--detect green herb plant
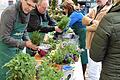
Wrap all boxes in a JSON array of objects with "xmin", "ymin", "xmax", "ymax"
[
  {"xmin": 51, "ymin": 0, "xmax": 57, "ymax": 10},
  {"xmin": 47, "ymin": 38, "xmax": 56, "ymax": 50},
  {"xmin": 3, "ymin": 52, "xmax": 36, "ymax": 80},
  {"xmin": 31, "ymin": 31, "xmax": 43, "ymax": 46},
  {"xmin": 57, "ymin": 16, "xmax": 69, "ymax": 30},
  {"xmin": 38, "ymin": 60, "xmax": 63, "ymax": 80},
  {"xmin": 50, "ymin": 48, "xmax": 65, "ymax": 64}
]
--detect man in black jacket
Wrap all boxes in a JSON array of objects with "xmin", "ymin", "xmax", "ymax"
[
  {"xmin": 27, "ymin": 0, "xmax": 62, "ymax": 33},
  {"xmin": 26, "ymin": 0, "xmax": 62, "ymax": 56}
]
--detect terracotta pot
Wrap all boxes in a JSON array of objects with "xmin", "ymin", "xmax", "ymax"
[
  {"xmin": 34, "ymin": 53, "xmax": 41, "ymax": 60},
  {"xmin": 34, "ymin": 54, "xmax": 42, "ymax": 65},
  {"xmin": 54, "ymin": 64, "xmax": 62, "ymax": 71}
]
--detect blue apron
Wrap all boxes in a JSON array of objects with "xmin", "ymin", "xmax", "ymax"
[{"xmin": 0, "ymin": 13, "xmax": 28, "ymax": 80}]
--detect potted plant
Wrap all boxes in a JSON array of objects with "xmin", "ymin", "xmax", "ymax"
[
  {"xmin": 38, "ymin": 60, "xmax": 64, "ymax": 80},
  {"xmin": 63, "ymin": 44, "xmax": 79, "ymax": 63},
  {"xmin": 3, "ymin": 52, "xmax": 36, "ymax": 80},
  {"xmin": 26, "ymin": 31, "xmax": 43, "ymax": 56},
  {"xmin": 30, "ymin": 31, "xmax": 43, "ymax": 46},
  {"xmin": 57, "ymin": 16, "xmax": 69, "ymax": 30},
  {"xmin": 51, "ymin": 0, "xmax": 57, "ymax": 10},
  {"xmin": 49, "ymin": 43, "xmax": 79, "ymax": 65},
  {"xmin": 49, "ymin": 47, "xmax": 65, "ymax": 65},
  {"xmin": 46, "ymin": 38, "xmax": 57, "ymax": 50}
]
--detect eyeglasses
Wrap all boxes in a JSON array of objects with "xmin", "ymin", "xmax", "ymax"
[{"xmin": 26, "ymin": 1, "xmax": 36, "ymax": 9}]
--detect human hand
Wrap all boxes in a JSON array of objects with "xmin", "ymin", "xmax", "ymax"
[
  {"xmin": 82, "ymin": 16, "xmax": 99, "ymax": 26},
  {"xmin": 25, "ymin": 40, "xmax": 38, "ymax": 50},
  {"xmin": 82, "ymin": 16, "xmax": 93, "ymax": 26},
  {"xmin": 92, "ymin": 20, "xmax": 99, "ymax": 25},
  {"xmin": 55, "ymin": 26, "xmax": 62, "ymax": 33}
]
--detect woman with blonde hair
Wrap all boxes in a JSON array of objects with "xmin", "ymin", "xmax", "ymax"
[{"xmin": 90, "ymin": 0, "xmax": 120, "ymax": 79}]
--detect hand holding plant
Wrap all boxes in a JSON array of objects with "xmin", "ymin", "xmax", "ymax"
[
  {"xmin": 55, "ymin": 26, "xmax": 62, "ymax": 33},
  {"xmin": 25, "ymin": 40, "xmax": 38, "ymax": 50},
  {"xmin": 57, "ymin": 16, "xmax": 69, "ymax": 30}
]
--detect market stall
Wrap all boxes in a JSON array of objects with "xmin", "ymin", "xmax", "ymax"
[{"xmin": 4, "ymin": 29, "xmax": 84, "ymax": 80}]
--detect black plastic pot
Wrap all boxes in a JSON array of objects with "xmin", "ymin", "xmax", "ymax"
[{"xmin": 26, "ymin": 48, "xmax": 37, "ymax": 56}]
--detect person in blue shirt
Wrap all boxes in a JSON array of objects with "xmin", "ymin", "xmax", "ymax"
[{"xmin": 62, "ymin": 1, "xmax": 88, "ymax": 78}]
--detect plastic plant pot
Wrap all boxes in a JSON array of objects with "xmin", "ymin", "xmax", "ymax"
[{"xmin": 38, "ymin": 49, "xmax": 47, "ymax": 57}]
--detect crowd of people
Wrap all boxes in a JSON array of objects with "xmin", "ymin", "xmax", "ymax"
[{"xmin": 0, "ymin": 0, "xmax": 120, "ymax": 80}]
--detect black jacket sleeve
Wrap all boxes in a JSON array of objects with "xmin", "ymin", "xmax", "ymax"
[
  {"xmin": 27, "ymin": 10, "xmax": 55, "ymax": 33},
  {"xmin": 38, "ymin": 26, "xmax": 55, "ymax": 33},
  {"xmin": 46, "ymin": 12, "xmax": 57, "ymax": 26}
]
